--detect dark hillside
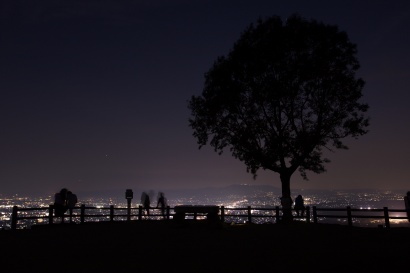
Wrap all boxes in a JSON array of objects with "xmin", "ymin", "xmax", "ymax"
[{"xmin": 1, "ymin": 221, "xmax": 408, "ymax": 273}]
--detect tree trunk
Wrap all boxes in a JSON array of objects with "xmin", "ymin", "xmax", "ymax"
[{"xmin": 280, "ymin": 171, "xmax": 293, "ymax": 222}]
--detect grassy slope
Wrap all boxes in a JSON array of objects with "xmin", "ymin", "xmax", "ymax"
[{"xmin": 1, "ymin": 221, "xmax": 409, "ymax": 273}]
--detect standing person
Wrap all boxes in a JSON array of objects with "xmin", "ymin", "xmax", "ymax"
[
  {"xmin": 294, "ymin": 194, "xmax": 305, "ymax": 217},
  {"xmin": 141, "ymin": 192, "xmax": 150, "ymax": 216},
  {"xmin": 156, "ymin": 192, "xmax": 167, "ymax": 218},
  {"xmin": 66, "ymin": 191, "xmax": 78, "ymax": 223},
  {"xmin": 54, "ymin": 188, "xmax": 68, "ymax": 223}
]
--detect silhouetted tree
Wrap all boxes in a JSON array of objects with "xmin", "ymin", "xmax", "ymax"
[{"xmin": 188, "ymin": 15, "xmax": 369, "ymax": 221}]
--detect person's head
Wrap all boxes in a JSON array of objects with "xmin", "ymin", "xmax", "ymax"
[
  {"xmin": 298, "ymin": 195, "xmax": 302, "ymax": 198},
  {"xmin": 60, "ymin": 188, "xmax": 68, "ymax": 196}
]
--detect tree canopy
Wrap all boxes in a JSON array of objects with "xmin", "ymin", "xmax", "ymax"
[{"xmin": 188, "ymin": 14, "xmax": 369, "ymax": 204}]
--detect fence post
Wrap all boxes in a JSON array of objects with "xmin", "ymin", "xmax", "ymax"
[
  {"xmin": 306, "ymin": 206, "xmax": 310, "ymax": 224},
  {"xmin": 49, "ymin": 205, "xmax": 54, "ymax": 225},
  {"xmin": 221, "ymin": 206, "xmax": 225, "ymax": 223},
  {"xmin": 313, "ymin": 206, "xmax": 317, "ymax": 224},
  {"xmin": 383, "ymin": 207, "xmax": 390, "ymax": 229},
  {"xmin": 11, "ymin": 206, "xmax": 18, "ymax": 230},
  {"xmin": 110, "ymin": 205, "xmax": 114, "ymax": 222},
  {"xmin": 247, "ymin": 206, "xmax": 252, "ymax": 224},
  {"xmin": 275, "ymin": 206, "xmax": 280, "ymax": 223},
  {"xmin": 80, "ymin": 204, "xmax": 85, "ymax": 224},
  {"xmin": 127, "ymin": 200, "xmax": 131, "ymax": 222},
  {"xmin": 69, "ymin": 207, "xmax": 73, "ymax": 223},
  {"xmin": 347, "ymin": 206, "xmax": 353, "ymax": 227},
  {"xmin": 166, "ymin": 206, "xmax": 170, "ymax": 220},
  {"xmin": 138, "ymin": 205, "xmax": 142, "ymax": 221}
]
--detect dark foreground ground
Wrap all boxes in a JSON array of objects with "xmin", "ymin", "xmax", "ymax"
[{"xmin": 1, "ymin": 220, "xmax": 409, "ymax": 273}]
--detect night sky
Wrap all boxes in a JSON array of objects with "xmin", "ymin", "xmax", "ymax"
[{"xmin": 1, "ymin": 0, "xmax": 409, "ymax": 196}]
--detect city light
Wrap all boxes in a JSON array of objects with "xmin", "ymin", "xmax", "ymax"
[{"xmin": 1, "ymin": 189, "xmax": 409, "ymax": 229}]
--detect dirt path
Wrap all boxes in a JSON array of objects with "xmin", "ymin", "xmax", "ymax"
[{"xmin": 1, "ymin": 221, "xmax": 409, "ymax": 272}]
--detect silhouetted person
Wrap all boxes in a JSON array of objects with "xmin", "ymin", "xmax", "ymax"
[
  {"xmin": 156, "ymin": 192, "xmax": 167, "ymax": 218},
  {"xmin": 405, "ymin": 191, "xmax": 410, "ymax": 222},
  {"xmin": 294, "ymin": 194, "xmax": 305, "ymax": 217},
  {"xmin": 141, "ymin": 192, "xmax": 150, "ymax": 216},
  {"xmin": 66, "ymin": 191, "xmax": 78, "ymax": 223},
  {"xmin": 54, "ymin": 188, "xmax": 68, "ymax": 223}
]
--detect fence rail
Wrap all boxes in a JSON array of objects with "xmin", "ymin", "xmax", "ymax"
[{"xmin": 10, "ymin": 205, "xmax": 410, "ymax": 230}]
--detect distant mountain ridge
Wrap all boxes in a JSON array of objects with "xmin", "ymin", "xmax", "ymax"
[
  {"xmin": 171, "ymin": 184, "xmax": 282, "ymax": 198},
  {"xmin": 75, "ymin": 184, "xmax": 282, "ymax": 199},
  {"xmin": 65, "ymin": 185, "xmax": 407, "ymax": 200}
]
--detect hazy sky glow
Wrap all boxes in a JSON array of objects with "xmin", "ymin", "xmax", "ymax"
[{"xmin": 1, "ymin": 0, "xmax": 410, "ymax": 196}]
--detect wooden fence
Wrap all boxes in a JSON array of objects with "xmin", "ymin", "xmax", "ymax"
[
  {"xmin": 10, "ymin": 205, "xmax": 410, "ymax": 230},
  {"xmin": 312, "ymin": 206, "xmax": 410, "ymax": 228}
]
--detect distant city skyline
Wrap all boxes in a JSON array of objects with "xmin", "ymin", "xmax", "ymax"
[{"xmin": 1, "ymin": 0, "xmax": 410, "ymax": 195}]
